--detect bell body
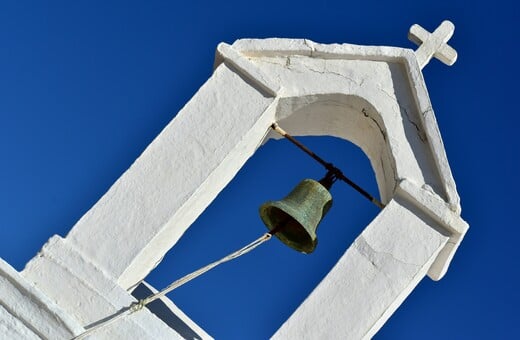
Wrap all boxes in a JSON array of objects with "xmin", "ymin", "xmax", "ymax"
[{"xmin": 259, "ymin": 179, "xmax": 332, "ymax": 253}]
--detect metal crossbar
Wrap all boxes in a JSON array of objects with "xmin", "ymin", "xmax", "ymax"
[{"xmin": 271, "ymin": 123, "xmax": 384, "ymax": 209}]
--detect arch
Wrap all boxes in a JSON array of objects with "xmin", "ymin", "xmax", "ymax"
[
  {"xmin": 48, "ymin": 39, "xmax": 463, "ymax": 291},
  {"xmin": 273, "ymin": 94, "xmax": 394, "ymax": 204},
  {"xmin": 144, "ymin": 133, "xmax": 380, "ymax": 339},
  {"xmin": 20, "ymin": 38, "xmax": 468, "ymax": 339}
]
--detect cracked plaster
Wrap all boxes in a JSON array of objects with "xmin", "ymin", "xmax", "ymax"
[{"xmin": 1, "ymin": 34, "xmax": 468, "ymax": 339}]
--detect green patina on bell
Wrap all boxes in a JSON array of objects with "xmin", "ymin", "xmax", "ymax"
[{"xmin": 259, "ymin": 178, "xmax": 333, "ymax": 254}]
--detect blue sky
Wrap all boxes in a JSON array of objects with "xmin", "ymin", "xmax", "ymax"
[{"xmin": 0, "ymin": 1, "xmax": 518, "ymax": 339}]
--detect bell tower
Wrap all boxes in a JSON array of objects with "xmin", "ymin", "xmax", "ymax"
[{"xmin": 0, "ymin": 21, "xmax": 468, "ymax": 339}]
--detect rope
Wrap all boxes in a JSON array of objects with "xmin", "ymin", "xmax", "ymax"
[{"xmin": 73, "ymin": 232, "xmax": 272, "ymax": 339}]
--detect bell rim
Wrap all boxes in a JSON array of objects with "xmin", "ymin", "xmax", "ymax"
[
  {"xmin": 259, "ymin": 202, "xmax": 318, "ymax": 253},
  {"xmin": 258, "ymin": 178, "xmax": 332, "ymax": 254}
]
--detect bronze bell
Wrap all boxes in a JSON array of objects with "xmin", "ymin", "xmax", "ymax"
[{"xmin": 259, "ymin": 177, "xmax": 333, "ymax": 254}]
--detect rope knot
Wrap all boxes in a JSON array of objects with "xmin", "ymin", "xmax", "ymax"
[{"xmin": 130, "ymin": 299, "xmax": 146, "ymax": 312}]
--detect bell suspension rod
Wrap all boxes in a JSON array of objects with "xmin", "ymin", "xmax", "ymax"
[{"xmin": 271, "ymin": 123, "xmax": 385, "ymax": 209}]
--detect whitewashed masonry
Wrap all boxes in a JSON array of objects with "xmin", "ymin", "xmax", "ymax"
[{"xmin": 0, "ymin": 21, "xmax": 468, "ymax": 339}]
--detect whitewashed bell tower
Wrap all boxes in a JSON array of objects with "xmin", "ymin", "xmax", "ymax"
[{"xmin": 0, "ymin": 21, "xmax": 468, "ymax": 339}]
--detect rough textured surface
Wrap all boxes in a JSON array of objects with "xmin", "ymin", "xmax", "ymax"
[
  {"xmin": 67, "ymin": 64, "xmax": 275, "ymax": 289},
  {"xmin": 21, "ymin": 237, "xmax": 187, "ymax": 339},
  {"xmin": 2, "ymin": 29, "xmax": 467, "ymax": 339},
  {"xmin": 0, "ymin": 305, "xmax": 40, "ymax": 340},
  {"xmin": 0, "ymin": 258, "xmax": 83, "ymax": 339},
  {"xmin": 225, "ymin": 37, "xmax": 461, "ymax": 213},
  {"xmin": 272, "ymin": 198, "xmax": 448, "ymax": 339}
]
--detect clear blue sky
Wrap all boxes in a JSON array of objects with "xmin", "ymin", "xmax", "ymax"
[{"xmin": 0, "ymin": 1, "xmax": 518, "ymax": 339}]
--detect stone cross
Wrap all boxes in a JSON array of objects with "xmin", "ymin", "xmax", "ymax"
[{"xmin": 408, "ymin": 20, "xmax": 458, "ymax": 69}]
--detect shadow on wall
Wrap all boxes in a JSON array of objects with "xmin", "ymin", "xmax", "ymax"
[{"xmin": 132, "ymin": 283, "xmax": 202, "ymax": 339}]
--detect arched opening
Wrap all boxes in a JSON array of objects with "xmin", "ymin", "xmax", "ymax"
[
  {"xmin": 275, "ymin": 93, "xmax": 395, "ymax": 204},
  {"xmin": 143, "ymin": 133, "xmax": 381, "ymax": 339}
]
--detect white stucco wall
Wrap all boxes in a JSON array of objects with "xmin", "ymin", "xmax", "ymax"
[{"xmin": 1, "ymin": 35, "xmax": 468, "ymax": 339}]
